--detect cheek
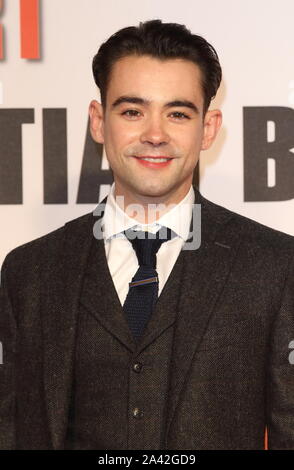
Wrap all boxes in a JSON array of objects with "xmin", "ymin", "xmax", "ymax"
[
  {"xmin": 175, "ymin": 127, "xmax": 203, "ymax": 155},
  {"xmin": 104, "ymin": 124, "xmax": 122, "ymax": 154},
  {"xmin": 105, "ymin": 120, "xmax": 139, "ymax": 150},
  {"xmin": 190, "ymin": 127, "xmax": 204, "ymax": 151},
  {"xmin": 175, "ymin": 120, "xmax": 202, "ymax": 138}
]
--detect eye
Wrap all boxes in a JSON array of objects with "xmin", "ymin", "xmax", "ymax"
[
  {"xmin": 169, "ymin": 111, "xmax": 190, "ymax": 120},
  {"xmin": 121, "ymin": 109, "xmax": 141, "ymax": 118}
]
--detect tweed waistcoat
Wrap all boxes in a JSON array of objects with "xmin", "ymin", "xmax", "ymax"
[{"xmin": 64, "ymin": 235, "xmax": 185, "ymax": 450}]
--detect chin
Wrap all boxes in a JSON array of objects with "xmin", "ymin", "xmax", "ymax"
[{"xmin": 135, "ymin": 183, "xmax": 169, "ymax": 196}]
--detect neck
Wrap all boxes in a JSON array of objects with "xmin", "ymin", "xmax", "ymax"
[{"xmin": 113, "ymin": 182, "xmax": 192, "ymax": 224}]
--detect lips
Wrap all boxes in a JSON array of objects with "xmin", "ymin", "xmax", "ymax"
[
  {"xmin": 133, "ymin": 156, "xmax": 173, "ymax": 160},
  {"xmin": 131, "ymin": 155, "xmax": 174, "ymax": 168}
]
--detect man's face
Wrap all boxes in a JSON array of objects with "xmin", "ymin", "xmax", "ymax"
[{"xmin": 90, "ymin": 55, "xmax": 221, "ymax": 205}]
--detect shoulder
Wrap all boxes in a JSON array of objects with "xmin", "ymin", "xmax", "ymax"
[
  {"xmin": 1, "ymin": 210, "xmax": 94, "ymax": 276},
  {"xmin": 198, "ymin": 193, "xmax": 294, "ymax": 291},
  {"xmin": 199, "ymin": 192, "xmax": 294, "ymax": 255}
]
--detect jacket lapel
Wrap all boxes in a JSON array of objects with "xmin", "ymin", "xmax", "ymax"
[
  {"xmin": 80, "ymin": 226, "xmax": 187, "ymax": 354},
  {"xmin": 164, "ymin": 192, "xmax": 245, "ymax": 443},
  {"xmin": 80, "ymin": 236, "xmax": 137, "ymax": 351}
]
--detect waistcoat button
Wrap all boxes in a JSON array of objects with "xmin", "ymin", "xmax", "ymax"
[
  {"xmin": 133, "ymin": 362, "xmax": 142, "ymax": 373},
  {"xmin": 133, "ymin": 407, "xmax": 144, "ymax": 419}
]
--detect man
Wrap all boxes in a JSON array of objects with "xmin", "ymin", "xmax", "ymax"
[{"xmin": 0, "ymin": 19, "xmax": 293, "ymax": 450}]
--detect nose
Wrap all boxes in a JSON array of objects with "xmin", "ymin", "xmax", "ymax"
[{"xmin": 140, "ymin": 115, "xmax": 170, "ymax": 146}]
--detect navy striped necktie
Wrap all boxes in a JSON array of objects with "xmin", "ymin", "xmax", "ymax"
[{"xmin": 123, "ymin": 226, "xmax": 173, "ymax": 341}]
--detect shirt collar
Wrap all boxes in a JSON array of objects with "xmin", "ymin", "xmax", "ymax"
[{"xmin": 101, "ymin": 182, "xmax": 195, "ymax": 242}]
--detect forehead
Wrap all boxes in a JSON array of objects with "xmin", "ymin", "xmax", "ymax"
[{"xmin": 106, "ymin": 55, "xmax": 204, "ymax": 105}]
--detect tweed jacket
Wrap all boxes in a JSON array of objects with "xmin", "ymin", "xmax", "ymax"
[{"xmin": 0, "ymin": 188, "xmax": 294, "ymax": 449}]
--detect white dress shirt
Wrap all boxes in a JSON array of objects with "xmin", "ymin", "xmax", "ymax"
[{"xmin": 101, "ymin": 183, "xmax": 195, "ymax": 306}]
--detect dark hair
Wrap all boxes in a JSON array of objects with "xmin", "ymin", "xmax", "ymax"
[{"xmin": 92, "ymin": 19, "xmax": 222, "ymax": 115}]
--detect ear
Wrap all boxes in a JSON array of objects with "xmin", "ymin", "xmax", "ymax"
[
  {"xmin": 201, "ymin": 109, "xmax": 222, "ymax": 150},
  {"xmin": 89, "ymin": 99, "xmax": 105, "ymax": 144}
]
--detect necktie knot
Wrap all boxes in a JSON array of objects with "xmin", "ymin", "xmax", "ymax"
[{"xmin": 124, "ymin": 226, "xmax": 173, "ymax": 268}]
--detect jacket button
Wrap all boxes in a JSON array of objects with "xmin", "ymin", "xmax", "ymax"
[
  {"xmin": 132, "ymin": 362, "xmax": 142, "ymax": 373},
  {"xmin": 133, "ymin": 407, "xmax": 144, "ymax": 419}
]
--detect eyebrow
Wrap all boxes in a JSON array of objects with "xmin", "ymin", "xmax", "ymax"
[{"xmin": 111, "ymin": 96, "xmax": 199, "ymax": 114}]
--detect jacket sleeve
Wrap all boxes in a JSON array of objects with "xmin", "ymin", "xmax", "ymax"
[
  {"xmin": 0, "ymin": 256, "xmax": 16, "ymax": 449},
  {"xmin": 267, "ymin": 252, "xmax": 294, "ymax": 449}
]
